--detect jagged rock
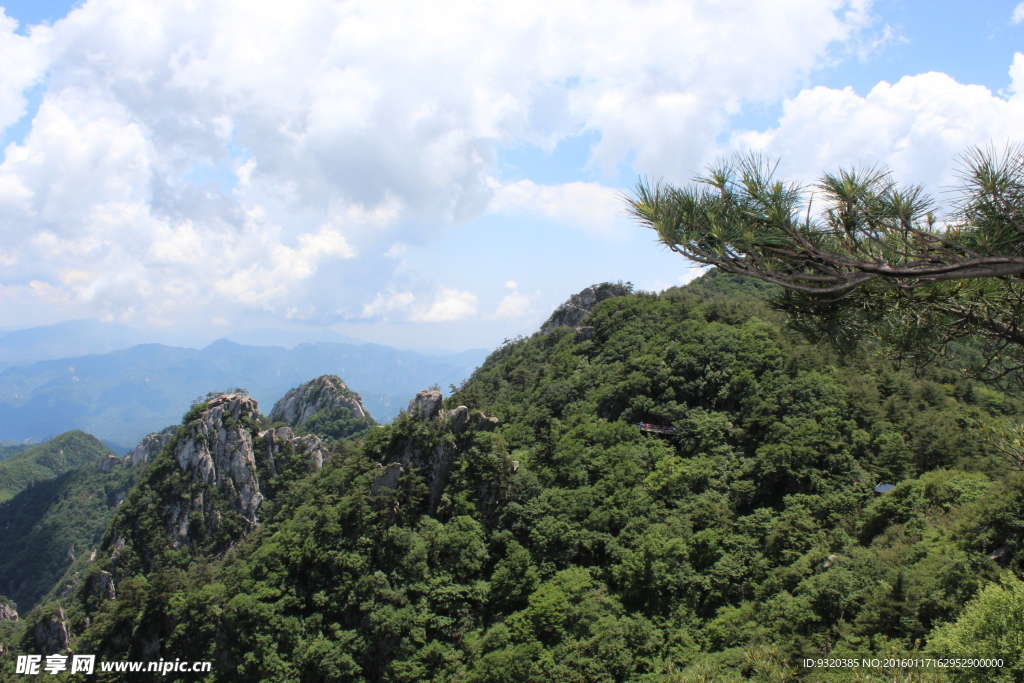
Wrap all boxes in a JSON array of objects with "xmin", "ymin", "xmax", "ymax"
[
  {"xmin": 34, "ymin": 606, "xmax": 71, "ymax": 654},
  {"xmin": 109, "ymin": 536, "xmax": 125, "ymax": 561},
  {"xmin": 174, "ymin": 394, "xmax": 263, "ymax": 527},
  {"xmin": 124, "ymin": 426, "xmax": 176, "ymax": 468},
  {"xmin": 66, "ymin": 546, "xmax": 75, "ymax": 562},
  {"xmin": 294, "ymin": 435, "xmax": 329, "ymax": 469},
  {"xmin": 270, "ymin": 375, "xmax": 369, "ymax": 426},
  {"xmin": 371, "ymin": 462, "xmax": 404, "ymax": 494},
  {"xmin": 95, "ymin": 570, "xmax": 116, "ymax": 600},
  {"xmin": 471, "ymin": 413, "xmax": 500, "ymax": 432},
  {"xmin": 258, "ymin": 428, "xmax": 329, "ymax": 473},
  {"xmin": 98, "ymin": 454, "xmax": 120, "ymax": 473},
  {"xmin": 376, "ymin": 396, "xmax": 502, "ymax": 513},
  {"xmin": 446, "ymin": 406, "xmax": 470, "ymax": 434},
  {"xmin": 541, "ymin": 282, "xmax": 632, "ymax": 333},
  {"xmin": 408, "ymin": 390, "xmax": 443, "ymax": 420},
  {"xmin": 0, "ymin": 598, "xmax": 17, "ymax": 621},
  {"xmin": 57, "ymin": 574, "xmax": 79, "ymax": 598},
  {"xmin": 576, "ymin": 326, "xmax": 595, "ymax": 341}
]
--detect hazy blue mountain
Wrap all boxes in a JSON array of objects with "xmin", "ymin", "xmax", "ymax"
[
  {"xmin": 0, "ymin": 339, "xmax": 487, "ymax": 446},
  {"xmin": 0, "ymin": 319, "xmax": 150, "ymax": 370},
  {"xmin": 221, "ymin": 327, "xmax": 366, "ymax": 348}
]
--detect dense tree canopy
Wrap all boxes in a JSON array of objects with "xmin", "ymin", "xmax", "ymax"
[
  {"xmin": 626, "ymin": 146, "xmax": 1024, "ymax": 390},
  {"xmin": 3, "ymin": 275, "xmax": 1024, "ymax": 681}
]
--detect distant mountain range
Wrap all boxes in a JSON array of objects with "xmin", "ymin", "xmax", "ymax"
[{"xmin": 0, "ymin": 338, "xmax": 488, "ymax": 449}]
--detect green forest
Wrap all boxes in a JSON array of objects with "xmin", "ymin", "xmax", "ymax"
[{"xmin": 3, "ymin": 270, "xmax": 1023, "ymax": 682}]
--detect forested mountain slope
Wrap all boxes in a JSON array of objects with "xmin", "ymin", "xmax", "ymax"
[
  {"xmin": 0, "ymin": 453, "xmax": 138, "ymax": 614},
  {"xmin": 3, "ymin": 272, "xmax": 1022, "ymax": 682},
  {"xmin": 0, "ymin": 431, "xmax": 112, "ymax": 503}
]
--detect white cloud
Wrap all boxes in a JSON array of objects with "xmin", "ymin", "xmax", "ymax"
[
  {"xmin": 410, "ymin": 287, "xmax": 478, "ymax": 322},
  {"xmin": 730, "ymin": 56, "xmax": 1024, "ymax": 194},
  {"xmin": 0, "ymin": 11, "xmax": 49, "ymax": 134},
  {"xmin": 489, "ymin": 179, "xmax": 630, "ymax": 238},
  {"xmin": 493, "ymin": 290, "xmax": 532, "ymax": 319},
  {"xmin": 361, "ymin": 291, "xmax": 415, "ymax": 318},
  {"xmin": 361, "ymin": 286, "xmax": 477, "ymax": 322},
  {"xmin": 1013, "ymin": 3, "xmax": 1024, "ymax": 24},
  {"xmin": 504, "ymin": 280, "xmax": 517, "ymax": 289},
  {"xmin": 0, "ymin": 0, "xmax": 877, "ymax": 330}
]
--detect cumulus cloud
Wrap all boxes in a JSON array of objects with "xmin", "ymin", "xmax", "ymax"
[
  {"xmin": 361, "ymin": 286, "xmax": 477, "ymax": 322},
  {"xmin": 493, "ymin": 290, "xmax": 533, "ymax": 319},
  {"xmin": 411, "ymin": 287, "xmax": 478, "ymax": 322},
  {"xmin": 0, "ymin": 0, "xmax": 878, "ymax": 330},
  {"xmin": 730, "ymin": 54, "xmax": 1024, "ymax": 195},
  {"xmin": 489, "ymin": 179, "xmax": 630, "ymax": 238},
  {"xmin": 1014, "ymin": 3, "xmax": 1024, "ymax": 24}
]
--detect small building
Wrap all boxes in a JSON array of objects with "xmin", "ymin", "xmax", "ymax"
[{"xmin": 873, "ymin": 483, "xmax": 895, "ymax": 494}]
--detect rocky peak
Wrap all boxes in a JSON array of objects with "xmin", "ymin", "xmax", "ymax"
[
  {"xmin": 373, "ymin": 392, "xmax": 501, "ymax": 514},
  {"xmin": 124, "ymin": 426, "xmax": 176, "ymax": 468},
  {"xmin": 270, "ymin": 375, "xmax": 368, "ymax": 426},
  {"xmin": 408, "ymin": 390, "xmax": 443, "ymax": 420},
  {"xmin": 540, "ymin": 281, "xmax": 633, "ymax": 333},
  {"xmin": 0, "ymin": 597, "xmax": 17, "ymax": 621},
  {"xmin": 174, "ymin": 393, "xmax": 263, "ymax": 527}
]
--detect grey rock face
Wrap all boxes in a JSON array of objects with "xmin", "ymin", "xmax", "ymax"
[
  {"xmin": 472, "ymin": 412, "xmax": 500, "ymax": 432},
  {"xmin": 174, "ymin": 394, "xmax": 263, "ymax": 527},
  {"xmin": 98, "ymin": 454, "xmax": 120, "ymax": 473},
  {"xmin": 408, "ymin": 390, "xmax": 443, "ymax": 420},
  {"xmin": 125, "ymin": 426, "xmax": 176, "ymax": 468},
  {"xmin": 378, "ymin": 397, "xmax": 501, "ymax": 513},
  {"xmin": 258, "ymin": 428, "xmax": 330, "ymax": 473},
  {"xmin": 293, "ymin": 435, "xmax": 329, "ymax": 469},
  {"xmin": 576, "ymin": 326, "xmax": 595, "ymax": 341},
  {"xmin": 371, "ymin": 462, "xmax": 404, "ymax": 494},
  {"xmin": 270, "ymin": 375, "xmax": 368, "ymax": 426},
  {"xmin": 33, "ymin": 606, "xmax": 71, "ymax": 654},
  {"xmin": 95, "ymin": 570, "xmax": 116, "ymax": 600},
  {"xmin": 0, "ymin": 599, "xmax": 17, "ymax": 621},
  {"xmin": 541, "ymin": 282, "xmax": 631, "ymax": 333},
  {"xmin": 445, "ymin": 406, "xmax": 470, "ymax": 434}
]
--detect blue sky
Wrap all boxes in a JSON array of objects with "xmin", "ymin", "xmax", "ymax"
[{"xmin": 1, "ymin": 0, "xmax": 1023, "ymax": 352}]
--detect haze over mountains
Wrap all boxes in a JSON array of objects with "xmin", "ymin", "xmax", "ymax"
[{"xmin": 0, "ymin": 320, "xmax": 486, "ymax": 449}]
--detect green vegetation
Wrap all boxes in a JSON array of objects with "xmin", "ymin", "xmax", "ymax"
[
  {"xmin": 627, "ymin": 146, "xmax": 1024, "ymax": 392},
  {"xmin": 4, "ymin": 273, "xmax": 1024, "ymax": 681},
  {"xmin": 0, "ymin": 431, "xmax": 112, "ymax": 503},
  {"xmin": 0, "ymin": 459, "xmax": 136, "ymax": 613},
  {"xmin": 285, "ymin": 376, "xmax": 378, "ymax": 442},
  {"xmin": 0, "ymin": 444, "xmax": 29, "ymax": 464}
]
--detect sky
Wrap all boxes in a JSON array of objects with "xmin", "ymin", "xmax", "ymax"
[{"xmin": 0, "ymin": 0, "xmax": 1023, "ymax": 352}]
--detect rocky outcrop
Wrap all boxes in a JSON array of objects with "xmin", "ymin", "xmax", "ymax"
[
  {"xmin": 0, "ymin": 597, "xmax": 17, "ymax": 621},
  {"xmin": 372, "ymin": 394, "xmax": 501, "ymax": 513},
  {"xmin": 174, "ymin": 394, "xmax": 263, "ymax": 527},
  {"xmin": 124, "ymin": 426, "xmax": 177, "ymax": 468},
  {"xmin": 259, "ymin": 427, "xmax": 330, "ymax": 471},
  {"xmin": 98, "ymin": 454, "xmax": 120, "ymax": 473},
  {"xmin": 270, "ymin": 375, "xmax": 370, "ymax": 427},
  {"xmin": 95, "ymin": 570, "xmax": 116, "ymax": 600},
  {"xmin": 34, "ymin": 606, "xmax": 71, "ymax": 654},
  {"xmin": 445, "ymin": 405, "xmax": 470, "ymax": 434},
  {"xmin": 371, "ymin": 462, "xmax": 404, "ymax": 495},
  {"xmin": 540, "ymin": 282, "xmax": 632, "ymax": 334},
  {"xmin": 407, "ymin": 390, "xmax": 443, "ymax": 420}
]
